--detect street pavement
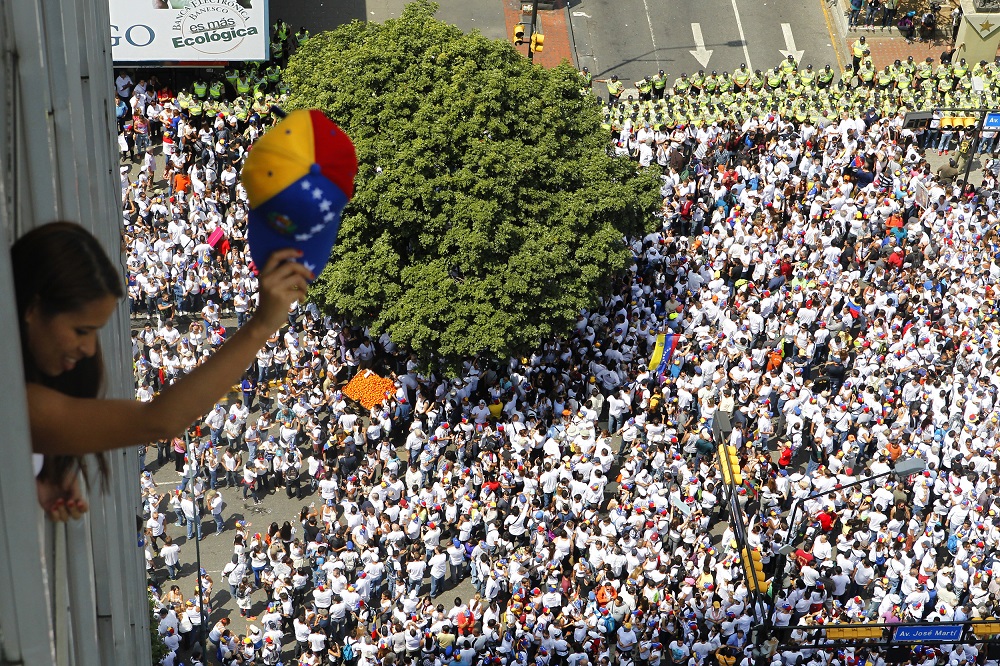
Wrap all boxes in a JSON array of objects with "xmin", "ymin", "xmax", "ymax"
[
  {"xmin": 270, "ymin": 0, "xmax": 508, "ymax": 40},
  {"xmin": 269, "ymin": 0, "xmax": 842, "ymax": 99},
  {"xmin": 366, "ymin": 0, "xmax": 508, "ymax": 39},
  {"xmin": 569, "ymin": 0, "xmax": 841, "ymax": 93},
  {"xmin": 827, "ymin": 0, "xmax": 978, "ymax": 70},
  {"xmin": 269, "ymin": 0, "xmax": 367, "ymax": 33}
]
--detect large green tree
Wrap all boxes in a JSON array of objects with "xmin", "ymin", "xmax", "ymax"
[{"xmin": 284, "ymin": 0, "xmax": 661, "ymax": 370}]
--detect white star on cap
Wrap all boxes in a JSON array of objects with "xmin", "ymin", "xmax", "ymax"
[
  {"xmin": 303, "ymin": 261, "xmax": 316, "ymax": 273},
  {"xmin": 301, "ymin": 181, "xmax": 311, "ymax": 190},
  {"xmin": 323, "ymin": 212, "xmax": 336, "ymax": 223},
  {"xmin": 319, "ymin": 199, "xmax": 332, "ymax": 213},
  {"xmin": 311, "ymin": 188, "xmax": 323, "ymax": 200},
  {"xmin": 294, "ymin": 223, "xmax": 326, "ymax": 242}
]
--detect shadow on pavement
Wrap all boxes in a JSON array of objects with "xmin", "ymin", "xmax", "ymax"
[{"xmin": 272, "ymin": 0, "xmax": 367, "ymax": 33}]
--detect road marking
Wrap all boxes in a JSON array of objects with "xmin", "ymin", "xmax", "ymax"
[
  {"xmin": 571, "ymin": 11, "xmax": 591, "ymax": 17},
  {"xmin": 778, "ymin": 23, "xmax": 804, "ymax": 62},
  {"xmin": 689, "ymin": 23, "xmax": 713, "ymax": 67},
  {"xmin": 820, "ymin": 0, "xmax": 846, "ymax": 72},
  {"xmin": 640, "ymin": 0, "xmax": 660, "ymax": 69},
  {"xmin": 730, "ymin": 0, "xmax": 752, "ymax": 72}
]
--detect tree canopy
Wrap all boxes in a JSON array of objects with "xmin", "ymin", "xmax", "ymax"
[{"xmin": 284, "ymin": 0, "xmax": 661, "ymax": 370}]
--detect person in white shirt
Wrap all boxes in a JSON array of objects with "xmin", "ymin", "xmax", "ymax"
[
  {"xmin": 406, "ymin": 558, "xmax": 427, "ymax": 595},
  {"xmin": 446, "ymin": 538, "xmax": 467, "ymax": 587},
  {"xmin": 160, "ymin": 535, "xmax": 180, "ymax": 580},
  {"xmin": 115, "ymin": 72, "xmax": 134, "ymax": 99},
  {"xmin": 209, "ymin": 490, "xmax": 225, "ymax": 534},
  {"xmin": 144, "ymin": 507, "xmax": 166, "ymax": 548}
]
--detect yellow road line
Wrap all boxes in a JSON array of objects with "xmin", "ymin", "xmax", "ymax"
[{"xmin": 821, "ymin": 0, "xmax": 846, "ymax": 73}]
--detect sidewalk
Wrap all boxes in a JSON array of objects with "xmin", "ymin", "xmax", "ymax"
[
  {"xmin": 826, "ymin": 0, "xmax": 990, "ymax": 69},
  {"xmin": 501, "ymin": 0, "xmax": 576, "ymax": 68}
]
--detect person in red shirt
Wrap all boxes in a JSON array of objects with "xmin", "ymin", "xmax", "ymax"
[
  {"xmin": 886, "ymin": 246, "xmax": 904, "ymax": 270},
  {"xmin": 816, "ymin": 508, "xmax": 837, "ymax": 532},
  {"xmin": 455, "ymin": 608, "xmax": 475, "ymax": 636},
  {"xmin": 779, "ymin": 258, "xmax": 793, "ymax": 281},
  {"xmin": 777, "ymin": 441, "xmax": 793, "ymax": 468}
]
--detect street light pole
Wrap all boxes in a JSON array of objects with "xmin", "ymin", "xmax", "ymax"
[
  {"xmin": 186, "ymin": 432, "xmax": 208, "ymax": 663},
  {"xmin": 961, "ymin": 110, "xmax": 987, "ymax": 194},
  {"xmin": 717, "ymin": 443, "xmax": 765, "ymax": 625},
  {"xmin": 527, "ymin": 0, "xmax": 539, "ymax": 63}
]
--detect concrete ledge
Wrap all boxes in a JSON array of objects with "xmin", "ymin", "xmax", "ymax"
[{"xmin": 831, "ymin": 0, "xmax": 910, "ymax": 40}]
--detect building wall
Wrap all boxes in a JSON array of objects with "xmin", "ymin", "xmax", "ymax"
[{"xmin": 0, "ymin": 1, "xmax": 150, "ymax": 665}]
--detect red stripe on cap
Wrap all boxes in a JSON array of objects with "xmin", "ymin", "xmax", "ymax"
[{"xmin": 309, "ymin": 109, "xmax": 358, "ymax": 199}]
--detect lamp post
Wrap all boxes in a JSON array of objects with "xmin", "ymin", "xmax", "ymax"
[
  {"xmin": 757, "ymin": 457, "xmax": 927, "ymax": 649},
  {"xmin": 186, "ymin": 432, "xmax": 208, "ymax": 663},
  {"xmin": 527, "ymin": 0, "xmax": 539, "ymax": 63}
]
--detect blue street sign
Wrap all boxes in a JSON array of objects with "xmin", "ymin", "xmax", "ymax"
[
  {"xmin": 893, "ymin": 624, "xmax": 963, "ymax": 642},
  {"xmin": 984, "ymin": 112, "xmax": 1000, "ymax": 130}
]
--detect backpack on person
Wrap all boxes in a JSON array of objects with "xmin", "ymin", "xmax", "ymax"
[
  {"xmin": 680, "ymin": 199, "xmax": 694, "ymax": 220},
  {"xmin": 342, "ymin": 639, "xmax": 356, "ymax": 661}
]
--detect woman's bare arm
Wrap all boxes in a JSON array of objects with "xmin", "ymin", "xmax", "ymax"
[{"xmin": 28, "ymin": 249, "xmax": 312, "ymax": 456}]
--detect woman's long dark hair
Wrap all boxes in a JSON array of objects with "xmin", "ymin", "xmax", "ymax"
[{"xmin": 11, "ymin": 221, "xmax": 124, "ymax": 486}]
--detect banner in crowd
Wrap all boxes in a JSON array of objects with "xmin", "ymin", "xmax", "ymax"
[
  {"xmin": 110, "ymin": 0, "xmax": 268, "ymax": 62},
  {"xmin": 912, "ymin": 179, "xmax": 930, "ymax": 209}
]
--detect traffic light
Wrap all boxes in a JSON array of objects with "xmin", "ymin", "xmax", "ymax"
[
  {"xmin": 940, "ymin": 115, "xmax": 976, "ymax": 128},
  {"xmin": 741, "ymin": 547, "xmax": 767, "ymax": 593},
  {"xmin": 530, "ymin": 32, "xmax": 544, "ymax": 53},
  {"xmin": 513, "ymin": 24, "xmax": 525, "ymax": 44},
  {"xmin": 719, "ymin": 445, "xmax": 742, "ymax": 486},
  {"xmin": 974, "ymin": 618, "xmax": 1000, "ymax": 638},
  {"xmin": 825, "ymin": 625, "xmax": 883, "ymax": 640}
]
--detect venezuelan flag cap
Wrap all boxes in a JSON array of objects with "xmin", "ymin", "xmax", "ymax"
[{"xmin": 241, "ymin": 109, "xmax": 357, "ymax": 279}]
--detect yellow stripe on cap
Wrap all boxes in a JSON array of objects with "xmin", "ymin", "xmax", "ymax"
[{"xmin": 241, "ymin": 109, "xmax": 318, "ymax": 209}]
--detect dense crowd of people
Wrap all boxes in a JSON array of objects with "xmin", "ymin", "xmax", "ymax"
[{"xmin": 126, "ymin": 47, "xmax": 1000, "ymax": 666}]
